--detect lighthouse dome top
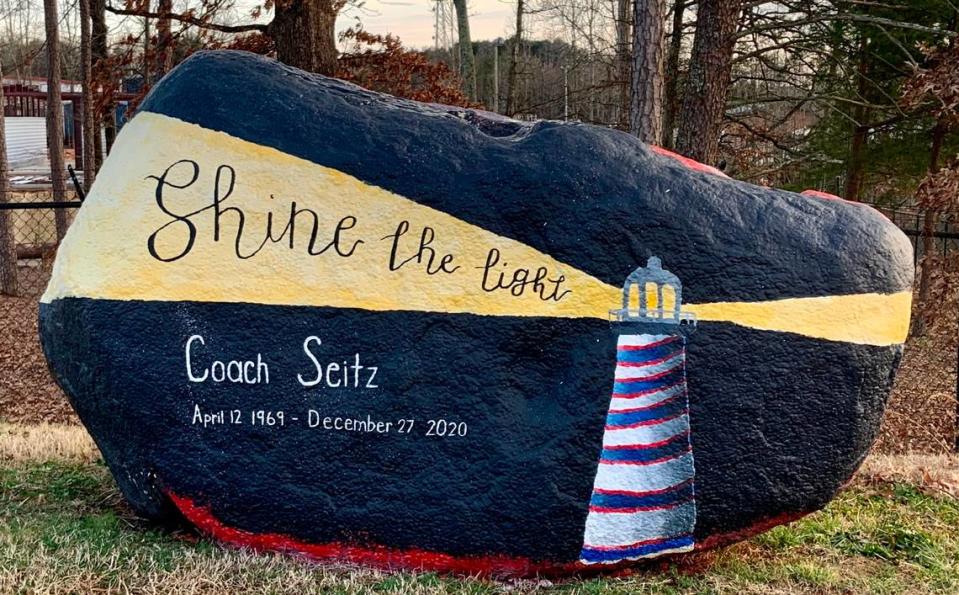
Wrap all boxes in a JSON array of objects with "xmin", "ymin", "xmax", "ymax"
[
  {"xmin": 612, "ymin": 256, "xmax": 696, "ymax": 326},
  {"xmin": 626, "ymin": 256, "xmax": 680, "ymax": 289}
]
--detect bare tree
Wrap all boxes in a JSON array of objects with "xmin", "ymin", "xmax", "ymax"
[
  {"xmin": 142, "ymin": 2, "xmax": 151, "ymax": 85},
  {"xmin": 900, "ymin": 11, "xmax": 959, "ymax": 334},
  {"xmin": 157, "ymin": 0, "xmax": 174, "ymax": 75},
  {"xmin": 91, "ymin": 0, "xmax": 111, "ymax": 168},
  {"xmin": 506, "ymin": 0, "xmax": 525, "ymax": 115},
  {"xmin": 630, "ymin": 0, "xmax": 666, "ymax": 143},
  {"xmin": 44, "ymin": 0, "xmax": 69, "ymax": 239},
  {"xmin": 661, "ymin": 0, "xmax": 685, "ymax": 148},
  {"xmin": 0, "ymin": 0, "xmax": 35, "ymax": 82},
  {"xmin": 614, "ymin": 0, "xmax": 631, "ymax": 127},
  {"xmin": 913, "ymin": 119, "xmax": 948, "ymax": 334},
  {"xmin": 0, "ymin": 61, "xmax": 18, "ymax": 297},
  {"xmin": 675, "ymin": 0, "xmax": 742, "ymax": 163},
  {"xmin": 843, "ymin": 35, "xmax": 870, "ymax": 201},
  {"xmin": 452, "ymin": 0, "xmax": 477, "ymax": 99},
  {"xmin": 79, "ymin": 0, "xmax": 97, "ymax": 190},
  {"xmin": 109, "ymin": 0, "xmax": 344, "ymax": 76}
]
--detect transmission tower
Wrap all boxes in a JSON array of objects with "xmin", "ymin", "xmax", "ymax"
[{"xmin": 432, "ymin": 0, "xmax": 456, "ymax": 52}]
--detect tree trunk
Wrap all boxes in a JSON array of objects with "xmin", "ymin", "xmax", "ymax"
[
  {"xmin": 630, "ymin": 0, "xmax": 667, "ymax": 144},
  {"xmin": 157, "ymin": 0, "xmax": 174, "ymax": 76},
  {"xmin": 269, "ymin": 0, "xmax": 338, "ymax": 76},
  {"xmin": 844, "ymin": 38, "xmax": 871, "ymax": 201},
  {"xmin": 844, "ymin": 121, "xmax": 869, "ymax": 201},
  {"xmin": 674, "ymin": 0, "xmax": 742, "ymax": 164},
  {"xmin": 91, "ymin": 0, "xmax": 111, "ymax": 169},
  {"xmin": 0, "ymin": 62, "xmax": 18, "ymax": 297},
  {"xmin": 505, "ymin": 0, "xmax": 524, "ymax": 116},
  {"xmin": 662, "ymin": 0, "xmax": 685, "ymax": 148},
  {"xmin": 452, "ymin": 0, "xmax": 476, "ymax": 100},
  {"xmin": 80, "ymin": 0, "xmax": 96, "ymax": 191},
  {"xmin": 143, "ymin": 8, "xmax": 151, "ymax": 86},
  {"xmin": 913, "ymin": 121, "xmax": 947, "ymax": 336},
  {"xmin": 44, "ymin": 0, "xmax": 69, "ymax": 240},
  {"xmin": 615, "ymin": 0, "xmax": 631, "ymax": 129}
]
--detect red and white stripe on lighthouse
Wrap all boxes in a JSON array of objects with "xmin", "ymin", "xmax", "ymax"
[{"xmin": 581, "ymin": 257, "xmax": 697, "ymax": 565}]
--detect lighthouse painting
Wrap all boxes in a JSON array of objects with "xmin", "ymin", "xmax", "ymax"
[{"xmin": 580, "ymin": 256, "xmax": 698, "ymax": 565}]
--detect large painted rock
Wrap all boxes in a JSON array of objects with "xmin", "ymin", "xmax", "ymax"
[{"xmin": 40, "ymin": 51, "xmax": 913, "ymax": 575}]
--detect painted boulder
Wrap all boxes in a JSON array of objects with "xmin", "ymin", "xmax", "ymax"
[{"xmin": 40, "ymin": 50, "xmax": 913, "ymax": 575}]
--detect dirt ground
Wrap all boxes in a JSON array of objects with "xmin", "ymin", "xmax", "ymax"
[
  {"xmin": 0, "ymin": 297, "xmax": 76, "ymax": 424},
  {"xmin": 1, "ymin": 294, "xmax": 957, "ymax": 453}
]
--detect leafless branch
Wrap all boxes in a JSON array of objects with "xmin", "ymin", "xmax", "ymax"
[{"xmin": 104, "ymin": 4, "xmax": 268, "ymax": 33}]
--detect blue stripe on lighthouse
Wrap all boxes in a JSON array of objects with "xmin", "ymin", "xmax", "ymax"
[
  {"xmin": 590, "ymin": 481, "xmax": 695, "ymax": 510},
  {"xmin": 612, "ymin": 368, "xmax": 686, "ymax": 395},
  {"xmin": 580, "ymin": 534, "xmax": 695, "ymax": 563},
  {"xmin": 605, "ymin": 397, "xmax": 687, "ymax": 428},
  {"xmin": 616, "ymin": 344, "xmax": 683, "ymax": 364},
  {"xmin": 599, "ymin": 436, "xmax": 692, "ymax": 464}
]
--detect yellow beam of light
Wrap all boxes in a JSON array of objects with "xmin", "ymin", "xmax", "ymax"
[
  {"xmin": 42, "ymin": 112, "xmax": 911, "ymax": 347},
  {"xmin": 685, "ymin": 292, "xmax": 911, "ymax": 346}
]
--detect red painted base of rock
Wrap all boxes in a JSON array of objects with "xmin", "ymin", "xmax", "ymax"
[{"xmin": 169, "ymin": 492, "xmax": 811, "ymax": 577}]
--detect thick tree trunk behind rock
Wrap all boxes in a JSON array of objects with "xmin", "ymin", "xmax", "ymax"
[
  {"xmin": 0, "ymin": 62, "xmax": 17, "ymax": 297},
  {"xmin": 452, "ymin": 0, "xmax": 476, "ymax": 100},
  {"xmin": 269, "ymin": 0, "xmax": 338, "ymax": 76},
  {"xmin": 674, "ymin": 0, "xmax": 742, "ymax": 164},
  {"xmin": 630, "ymin": 0, "xmax": 667, "ymax": 144},
  {"xmin": 44, "ymin": 0, "xmax": 69, "ymax": 240}
]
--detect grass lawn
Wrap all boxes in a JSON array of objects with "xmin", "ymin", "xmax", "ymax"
[{"xmin": 1, "ymin": 428, "xmax": 958, "ymax": 593}]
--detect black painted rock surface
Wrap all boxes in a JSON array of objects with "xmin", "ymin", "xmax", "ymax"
[{"xmin": 40, "ymin": 50, "xmax": 913, "ymax": 575}]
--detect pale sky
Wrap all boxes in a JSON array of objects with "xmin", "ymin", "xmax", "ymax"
[
  {"xmin": 6, "ymin": 0, "xmax": 524, "ymax": 55},
  {"xmin": 337, "ymin": 0, "xmax": 517, "ymax": 49},
  {"xmin": 7, "ymin": 0, "xmax": 522, "ymax": 57}
]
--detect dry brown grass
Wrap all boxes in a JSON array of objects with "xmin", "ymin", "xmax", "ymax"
[
  {"xmin": 856, "ymin": 453, "xmax": 959, "ymax": 497},
  {"xmin": 0, "ymin": 423, "xmax": 98, "ymax": 463},
  {"xmin": 0, "ymin": 547, "xmax": 474, "ymax": 595},
  {"xmin": 3, "ymin": 422, "xmax": 958, "ymax": 494}
]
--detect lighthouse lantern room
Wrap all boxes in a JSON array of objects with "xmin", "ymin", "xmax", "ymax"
[{"xmin": 611, "ymin": 256, "xmax": 696, "ymax": 326}]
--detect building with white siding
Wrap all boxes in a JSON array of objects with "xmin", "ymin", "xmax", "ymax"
[
  {"xmin": 2, "ymin": 77, "xmax": 79, "ymax": 170},
  {"xmin": 4, "ymin": 116, "xmax": 47, "ymax": 168}
]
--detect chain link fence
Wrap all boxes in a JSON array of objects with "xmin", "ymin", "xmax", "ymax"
[
  {"xmin": 866, "ymin": 202, "xmax": 959, "ymax": 264},
  {"xmin": 0, "ymin": 190, "xmax": 79, "ymax": 424},
  {"xmin": 867, "ymin": 204, "xmax": 959, "ymax": 454},
  {"xmin": 875, "ymin": 282, "xmax": 958, "ymax": 454},
  {"xmin": 0, "ymin": 193, "xmax": 957, "ymax": 454}
]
